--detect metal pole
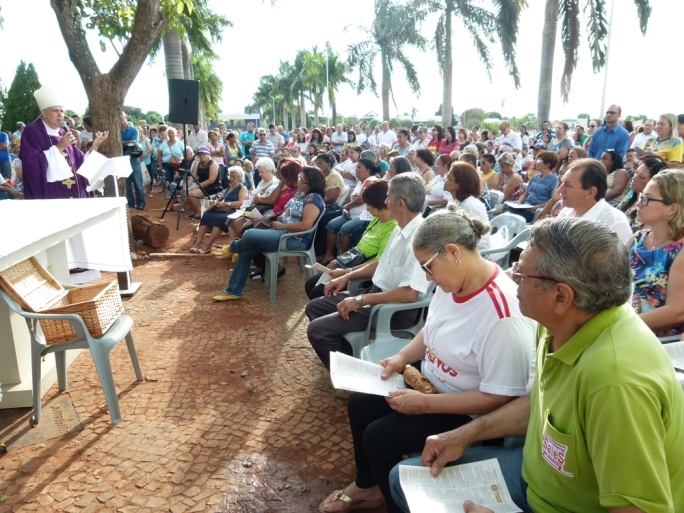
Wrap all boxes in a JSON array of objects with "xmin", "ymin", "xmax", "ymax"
[
  {"xmin": 326, "ymin": 41, "xmax": 330, "ymax": 125},
  {"xmin": 599, "ymin": 0, "xmax": 616, "ymax": 118}
]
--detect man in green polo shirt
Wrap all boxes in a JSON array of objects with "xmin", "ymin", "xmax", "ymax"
[{"xmin": 389, "ymin": 217, "xmax": 684, "ymax": 513}]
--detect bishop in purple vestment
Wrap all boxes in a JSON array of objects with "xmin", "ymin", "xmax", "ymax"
[
  {"xmin": 20, "ymin": 85, "xmax": 108, "ymax": 200},
  {"xmin": 21, "ymin": 120, "xmax": 90, "ymax": 200}
]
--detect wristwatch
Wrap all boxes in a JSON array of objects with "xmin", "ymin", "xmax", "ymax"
[{"xmin": 355, "ymin": 294, "xmax": 363, "ymax": 306}]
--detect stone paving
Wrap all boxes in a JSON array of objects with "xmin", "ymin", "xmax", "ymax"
[{"xmin": 0, "ymin": 200, "xmax": 386, "ymax": 513}]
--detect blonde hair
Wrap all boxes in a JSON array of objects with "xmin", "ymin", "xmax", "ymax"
[
  {"xmin": 651, "ymin": 170, "xmax": 684, "ymax": 241},
  {"xmin": 659, "ymin": 114, "xmax": 678, "ymax": 141},
  {"xmin": 243, "ymin": 160, "xmax": 254, "ymax": 172}
]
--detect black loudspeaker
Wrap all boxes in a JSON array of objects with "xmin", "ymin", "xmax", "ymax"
[{"xmin": 168, "ymin": 79, "xmax": 200, "ymax": 125}]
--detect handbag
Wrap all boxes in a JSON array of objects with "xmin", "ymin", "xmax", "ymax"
[
  {"xmin": 335, "ymin": 247, "xmax": 365, "ymax": 269},
  {"xmin": 169, "ymin": 155, "xmax": 181, "ymax": 170}
]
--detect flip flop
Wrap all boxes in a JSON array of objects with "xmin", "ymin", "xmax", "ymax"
[{"xmin": 318, "ymin": 487, "xmax": 384, "ymax": 513}]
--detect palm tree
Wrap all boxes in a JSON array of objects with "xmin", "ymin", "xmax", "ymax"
[
  {"xmin": 291, "ymin": 51, "xmax": 310, "ymax": 128},
  {"xmin": 303, "ymin": 47, "xmax": 327, "ymax": 126},
  {"xmin": 325, "ymin": 48, "xmax": 353, "ymax": 126},
  {"xmin": 348, "ymin": 0, "xmax": 428, "ymax": 122},
  {"xmin": 536, "ymin": 0, "xmax": 651, "ymax": 129},
  {"xmin": 427, "ymin": 0, "xmax": 524, "ymax": 128},
  {"xmin": 160, "ymin": 1, "xmax": 231, "ymax": 125},
  {"xmin": 276, "ymin": 61, "xmax": 298, "ymax": 130},
  {"xmin": 250, "ymin": 75, "xmax": 279, "ymax": 125}
]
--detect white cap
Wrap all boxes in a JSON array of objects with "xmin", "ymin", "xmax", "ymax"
[{"xmin": 34, "ymin": 84, "xmax": 63, "ymax": 111}]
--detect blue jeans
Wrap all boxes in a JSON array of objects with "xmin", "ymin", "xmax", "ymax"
[
  {"xmin": 162, "ymin": 162, "xmax": 176, "ymax": 186},
  {"xmin": 225, "ymin": 229, "xmax": 307, "ymax": 297},
  {"xmin": 389, "ymin": 446, "xmax": 530, "ymax": 513},
  {"xmin": 125, "ymin": 157, "xmax": 145, "ymax": 209}
]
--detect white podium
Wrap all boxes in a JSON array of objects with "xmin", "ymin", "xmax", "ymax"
[{"xmin": 0, "ymin": 197, "xmax": 132, "ymax": 408}]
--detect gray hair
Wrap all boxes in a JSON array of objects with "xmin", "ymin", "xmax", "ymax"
[
  {"xmin": 462, "ymin": 145, "xmax": 478, "ymax": 156},
  {"xmin": 227, "ymin": 165, "xmax": 245, "ymax": 182},
  {"xmin": 413, "ymin": 204, "xmax": 490, "ymax": 253},
  {"xmin": 529, "ymin": 217, "xmax": 632, "ymax": 313},
  {"xmin": 360, "ymin": 150, "xmax": 377, "ymax": 162},
  {"xmin": 255, "ymin": 157, "xmax": 275, "ymax": 173},
  {"xmin": 389, "ymin": 173, "xmax": 426, "ymax": 213}
]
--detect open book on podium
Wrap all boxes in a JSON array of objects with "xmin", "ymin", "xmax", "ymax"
[{"xmin": 77, "ymin": 151, "xmax": 133, "ymax": 192}]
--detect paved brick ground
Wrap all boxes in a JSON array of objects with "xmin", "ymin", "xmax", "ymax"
[{"xmin": 0, "ymin": 197, "xmax": 386, "ymax": 513}]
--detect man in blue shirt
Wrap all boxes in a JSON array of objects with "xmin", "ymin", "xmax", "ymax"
[
  {"xmin": 0, "ymin": 122, "xmax": 11, "ymax": 179},
  {"xmin": 587, "ymin": 105, "xmax": 630, "ymax": 159},
  {"xmin": 121, "ymin": 113, "xmax": 145, "ymax": 210}
]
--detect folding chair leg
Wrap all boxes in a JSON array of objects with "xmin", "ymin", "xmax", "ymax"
[
  {"xmin": 31, "ymin": 348, "xmax": 43, "ymax": 425},
  {"xmin": 125, "ymin": 333, "xmax": 144, "ymax": 381},
  {"xmin": 89, "ymin": 346, "xmax": 122, "ymax": 424},
  {"xmin": 55, "ymin": 351, "xmax": 67, "ymax": 391}
]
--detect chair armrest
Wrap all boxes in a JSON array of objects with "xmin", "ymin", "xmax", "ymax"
[
  {"xmin": 374, "ymin": 294, "xmax": 433, "ymax": 339},
  {"xmin": 23, "ymin": 311, "xmax": 90, "ymax": 342},
  {"xmin": 659, "ymin": 335, "xmax": 681, "ymax": 344}
]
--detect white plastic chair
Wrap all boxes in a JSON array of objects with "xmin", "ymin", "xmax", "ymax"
[
  {"xmin": 490, "ymin": 212, "xmax": 527, "ymax": 239},
  {"xmin": 480, "ymin": 227, "xmax": 531, "ymax": 269},
  {"xmin": 263, "ymin": 209, "xmax": 325, "ymax": 303},
  {"xmin": 360, "ymin": 337, "xmax": 414, "ymax": 363},
  {"xmin": 343, "ymin": 284, "xmax": 435, "ymax": 357},
  {"xmin": 0, "ymin": 289, "xmax": 143, "ymax": 425},
  {"xmin": 487, "ymin": 190, "xmax": 503, "ymax": 219}
]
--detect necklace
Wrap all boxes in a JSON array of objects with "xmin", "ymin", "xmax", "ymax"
[{"xmin": 649, "ymin": 232, "xmax": 671, "ymax": 249}]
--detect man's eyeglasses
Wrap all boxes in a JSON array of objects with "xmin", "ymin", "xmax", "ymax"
[
  {"xmin": 420, "ymin": 251, "xmax": 441, "ymax": 275},
  {"xmin": 510, "ymin": 272, "xmax": 558, "ymax": 286},
  {"xmin": 638, "ymin": 194, "xmax": 670, "ymax": 207},
  {"xmin": 606, "ymin": 110, "xmax": 617, "ymax": 115}
]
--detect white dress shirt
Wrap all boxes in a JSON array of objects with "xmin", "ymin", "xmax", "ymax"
[
  {"xmin": 557, "ymin": 198, "xmax": 632, "ymax": 244},
  {"xmin": 372, "ymin": 214, "xmax": 430, "ymax": 295}
]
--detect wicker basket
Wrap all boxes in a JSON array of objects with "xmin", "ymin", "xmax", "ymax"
[{"xmin": 0, "ymin": 258, "xmax": 123, "ymax": 345}]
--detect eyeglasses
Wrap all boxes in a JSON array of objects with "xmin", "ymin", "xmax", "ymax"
[
  {"xmin": 420, "ymin": 251, "xmax": 441, "ymax": 275},
  {"xmin": 510, "ymin": 272, "xmax": 558, "ymax": 285},
  {"xmin": 638, "ymin": 194, "xmax": 670, "ymax": 207},
  {"xmin": 605, "ymin": 110, "xmax": 618, "ymax": 115}
]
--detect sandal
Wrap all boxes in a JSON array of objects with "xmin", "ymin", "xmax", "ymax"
[
  {"xmin": 318, "ymin": 487, "xmax": 384, "ymax": 513},
  {"xmin": 198, "ymin": 247, "xmax": 212, "ymax": 254},
  {"xmin": 189, "ymin": 247, "xmax": 199, "ymax": 253}
]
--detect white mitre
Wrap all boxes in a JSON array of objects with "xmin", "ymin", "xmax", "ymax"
[{"xmin": 34, "ymin": 84, "xmax": 63, "ymax": 111}]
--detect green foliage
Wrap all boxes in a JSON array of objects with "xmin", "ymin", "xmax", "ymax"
[
  {"xmin": 0, "ymin": 80, "xmax": 7, "ymax": 123},
  {"xmin": 460, "ymin": 108, "xmax": 486, "ymax": 129},
  {"xmin": 192, "ymin": 53, "xmax": 223, "ymax": 121},
  {"xmin": 481, "ymin": 121, "xmax": 500, "ymax": 136},
  {"xmin": 485, "ymin": 111, "xmax": 502, "ymax": 119},
  {"xmin": 145, "ymin": 111, "xmax": 162, "ymax": 124},
  {"xmin": 390, "ymin": 118, "xmax": 403, "ymax": 128},
  {"xmin": 65, "ymin": 109, "xmax": 78, "ymax": 119},
  {"xmin": 347, "ymin": 0, "xmax": 427, "ymax": 116},
  {"xmin": 368, "ymin": 119, "xmax": 381, "ymax": 128},
  {"xmin": 3, "ymin": 61, "xmax": 41, "ymax": 130},
  {"xmin": 577, "ymin": 112, "xmax": 590, "ymax": 119},
  {"xmin": 509, "ymin": 113, "xmax": 538, "ymax": 129}
]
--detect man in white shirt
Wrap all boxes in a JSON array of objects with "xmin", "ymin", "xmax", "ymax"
[
  {"xmin": 290, "ymin": 144, "xmax": 308, "ymax": 167},
  {"xmin": 376, "ymin": 120, "xmax": 397, "ymax": 148},
  {"xmin": 556, "ymin": 158, "xmax": 632, "ymax": 243},
  {"xmin": 411, "ymin": 127, "xmax": 429, "ymax": 149},
  {"xmin": 336, "ymin": 145, "xmax": 361, "ymax": 188},
  {"xmin": 354, "ymin": 123, "xmax": 366, "ymax": 144},
  {"xmin": 11, "ymin": 122, "xmax": 24, "ymax": 143},
  {"xmin": 306, "ymin": 173, "xmax": 430, "ymax": 370},
  {"xmin": 266, "ymin": 123, "xmax": 285, "ymax": 155},
  {"xmin": 498, "ymin": 120, "xmax": 523, "ymax": 171},
  {"xmin": 187, "ymin": 123, "xmax": 208, "ymax": 152},
  {"xmin": 331, "ymin": 123, "xmax": 348, "ymax": 152},
  {"xmin": 631, "ymin": 119, "xmax": 657, "ymax": 150}
]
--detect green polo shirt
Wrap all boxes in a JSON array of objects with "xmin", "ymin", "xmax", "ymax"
[{"xmin": 523, "ymin": 304, "xmax": 684, "ymax": 512}]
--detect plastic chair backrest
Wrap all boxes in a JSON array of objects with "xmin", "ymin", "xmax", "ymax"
[
  {"xmin": 488, "ymin": 190, "xmax": 503, "ymax": 210},
  {"xmin": 490, "ymin": 212, "xmax": 526, "ymax": 239}
]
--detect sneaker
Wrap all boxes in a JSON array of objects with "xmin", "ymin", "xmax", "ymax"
[
  {"xmin": 221, "ymin": 245, "xmax": 235, "ymax": 257},
  {"xmin": 212, "ymin": 294, "xmax": 241, "ymax": 301}
]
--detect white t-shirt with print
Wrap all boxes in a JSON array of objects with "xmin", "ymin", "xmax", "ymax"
[{"xmin": 422, "ymin": 267, "xmax": 536, "ymax": 397}]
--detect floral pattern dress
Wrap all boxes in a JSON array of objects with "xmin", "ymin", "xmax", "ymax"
[{"xmin": 630, "ymin": 230, "xmax": 684, "ymax": 337}]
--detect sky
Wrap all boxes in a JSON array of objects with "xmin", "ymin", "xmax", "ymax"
[{"xmin": 1, "ymin": 0, "xmax": 680, "ymax": 124}]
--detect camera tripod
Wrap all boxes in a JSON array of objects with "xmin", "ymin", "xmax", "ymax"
[{"xmin": 161, "ymin": 166, "xmax": 211, "ymax": 230}]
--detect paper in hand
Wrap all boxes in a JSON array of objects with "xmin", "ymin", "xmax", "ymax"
[
  {"xmin": 663, "ymin": 341, "xmax": 684, "ymax": 372},
  {"xmin": 329, "ymin": 352, "xmax": 406, "ymax": 397}
]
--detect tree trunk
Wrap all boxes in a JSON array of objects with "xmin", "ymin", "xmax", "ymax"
[
  {"xmin": 537, "ymin": 0, "xmax": 559, "ymax": 130},
  {"xmin": 313, "ymin": 98, "xmax": 320, "ymax": 127},
  {"xmin": 381, "ymin": 51, "xmax": 391, "ymax": 122},
  {"xmin": 442, "ymin": 7, "xmax": 454, "ymax": 128},
  {"xmin": 164, "ymin": 28, "xmax": 184, "ymax": 131},
  {"xmin": 283, "ymin": 105, "xmax": 289, "ymax": 131},
  {"xmin": 131, "ymin": 214, "xmax": 170, "ymax": 249},
  {"xmin": 299, "ymin": 93, "xmax": 306, "ymax": 128},
  {"xmin": 332, "ymin": 101, "xmax": 337, "ymax": 127}
]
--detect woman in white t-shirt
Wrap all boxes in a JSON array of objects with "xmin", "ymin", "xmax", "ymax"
[
  {"xmin": 318, "ymin": 206, "xmax": 536, "ymax": 513},
  {"xmin": 426, "ymin": 154, "xmax": 453, "ymax": 210},
  {"xmin": 444, "ymin": 161, "xmax": 490, "ymax": 251}
]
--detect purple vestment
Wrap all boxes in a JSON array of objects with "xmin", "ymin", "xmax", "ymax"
[{"xmin": 20, "ymin": 120, "xmax": 90, "ymax": 200}]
